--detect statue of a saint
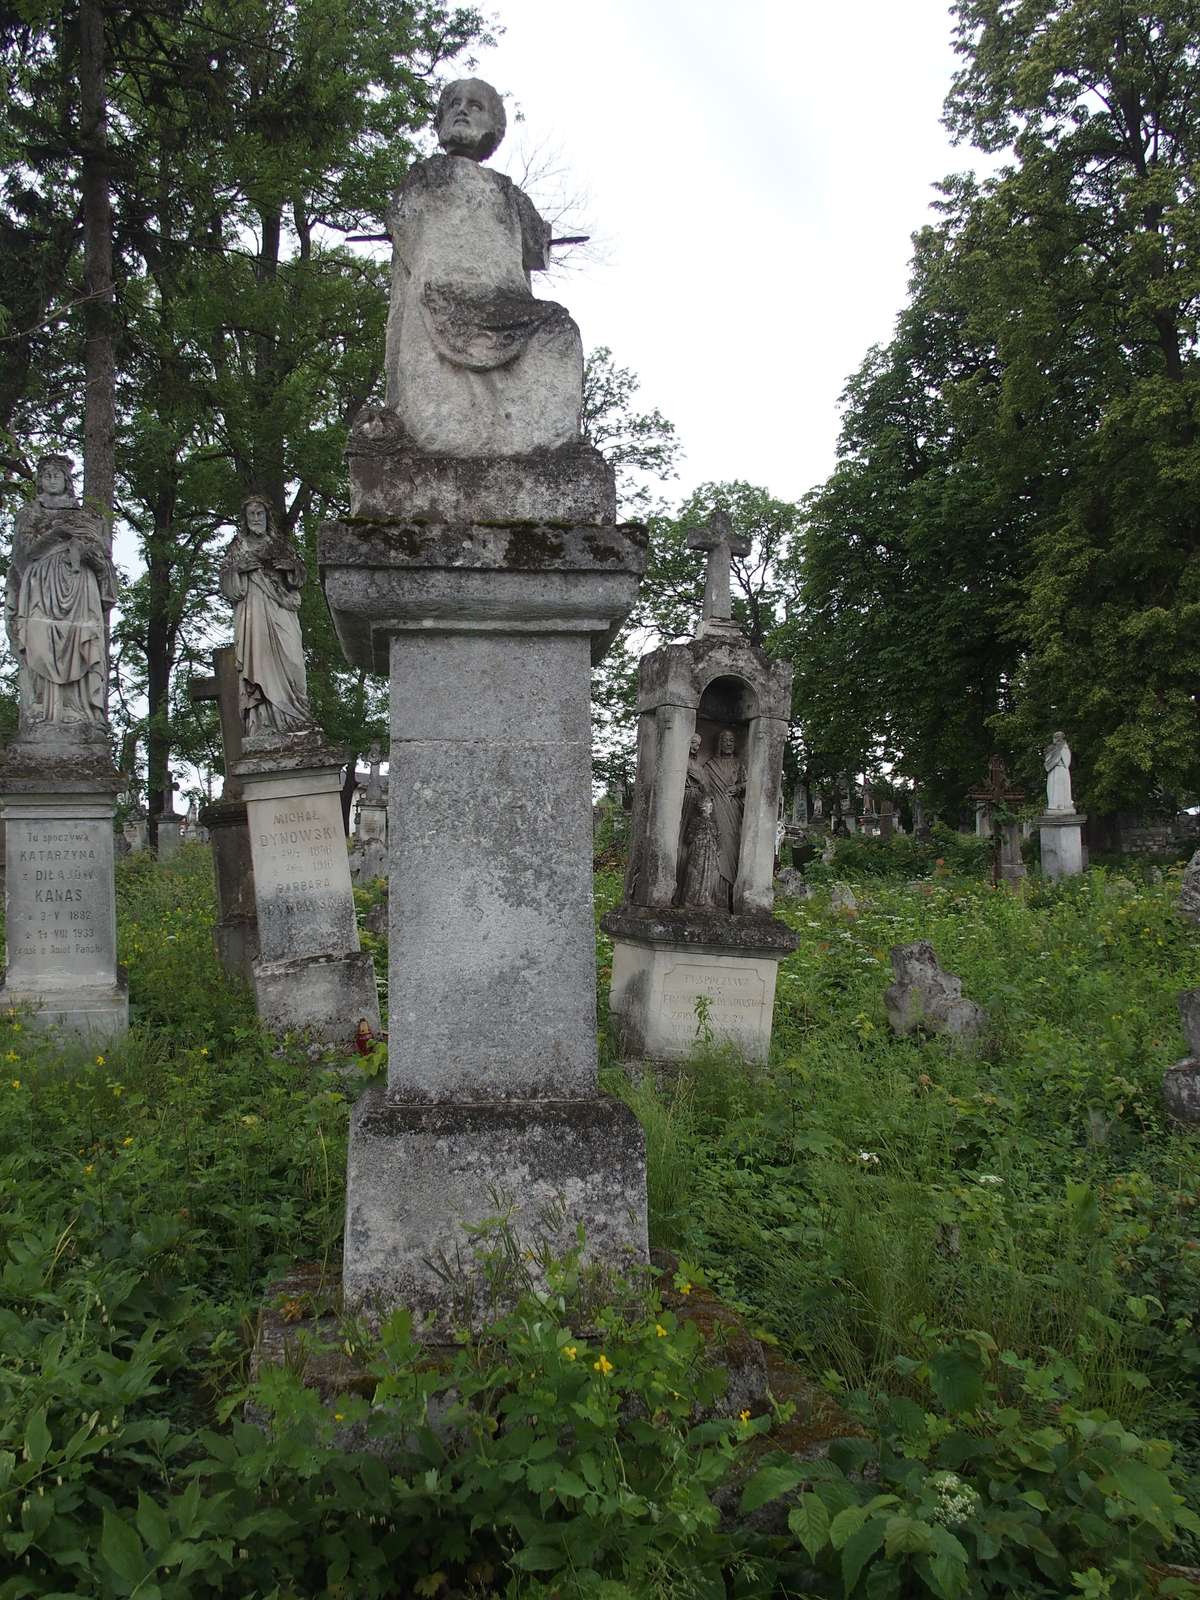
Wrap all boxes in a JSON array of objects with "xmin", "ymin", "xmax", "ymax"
[
  {"xmin": 383, "ymin": 77, "xmax": 583, "ymax": 457},
  {"xmin": 6, "ymin": 454, "xmax": 116, "ymax": 731},
  {"xmin": 702, "ymin": 727, "xmax": 746, "ymax": 909},
  {"xmin": 679, "ymin": 795, "xmax": 723, "ymax": 909},
  {"xmin": 1044, "ymin": 732, "xmax": 1073, "ymax": 813},
  {"xmin": 220, "ymin": 496, "xmax": 312, "ymax": 737}
]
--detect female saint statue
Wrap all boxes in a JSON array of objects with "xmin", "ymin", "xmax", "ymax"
[
  {"xmin": 383, "ymin": 77, "xmax": 582, "ymax": 456},
  {"xmin": 702, "ymin": 727, "xmax": 747, "ymax": 909},
  {"xmin": 6, "ymin": 454, "xmax": 116, "ymax": 730},
  {"xmin": 220, "ymin": 496, "xmax": 312, "ymax": 737},
  {"xmin": 1044, "ymin": 732, "xmax": 1073, "ymax": 813},
  {"xmin": 679, "ymin": 795, "xmax": 723, "ymax": 909}
]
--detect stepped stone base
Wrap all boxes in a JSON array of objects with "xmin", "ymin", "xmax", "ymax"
[
  {"xmin": 253, "ymin": 951, "xmax": 379, "ymax": 1046},
  {"xmin": 343, "ymin": 1088, "xmax": 648, "ymax": 1337}
]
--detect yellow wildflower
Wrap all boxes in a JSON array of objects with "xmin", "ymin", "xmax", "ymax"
[
  {"xmin": 678, "ymin": 1281, "xmax": 692, "ymax": 1296},
  {"xmin": 122, "ymin": 1137, "xmax": 133, "ymax": 1148},
  {"xmin": 334, "ymin": 1412, "xmax": 344, "ymax": 1423},
  {"xmin": 200, "ymin": 1047, "xmax": 208, "ymax": 1057},
  {"xmin": 738, "ymin": 1409, "xmax": 751, "ymax": 1425},
  {"xmin": 83, "ymin": 1164, "xmax": 94, "ymax": 1176},
  {"xmin": 593, "ymin": 1353, "xmax": 614, "ymax": 1376},
  {"xmin": 96, "ymin": 1055, "xmax": 105, "ymax": 1066},
  {"xmin": 562, "ymin": 1345, "xmax": 577, "ymax": 1361},
  {"xmin": 655, "ymin": 1324, "xmax": 668, "ymax": 1338},
  {"xmin": 10, "ymin": 1079, "xmax": 20, "ymax": 1090},
  {"xmin": 5, "ymin": 1051, "xmax": 16, "ymax": 1062}
]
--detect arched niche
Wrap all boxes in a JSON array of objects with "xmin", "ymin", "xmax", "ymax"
[{"xmin": 694, "ymin": 673, "xmax": 758, "ymax": 765}]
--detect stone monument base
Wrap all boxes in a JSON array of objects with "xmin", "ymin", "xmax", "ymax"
[
  {"xmin": 0, "ymin": 976, "xmax": 128, "ymax": 1042},
  {"xmin": 253, "ymin": 950, "xmax": 379, "ymax": 1043},
  {"xmin": 1039, "ymin": 811, "xmax": 1087, "ymax": 879},
  {"xmin": 343, "ymin": 1089, "xmax": 648, "ymax": 1337},
  {"xmin": 602, "ymin": 906, "xmax": 798, "ymax": 1064}
]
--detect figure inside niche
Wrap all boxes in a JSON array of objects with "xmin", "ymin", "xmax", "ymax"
[
  {"xmin": 383, "ymin": 76, "xmax": 583, "ymax": 456},
  {"xmin": 680, "ymin": 794, "xmax": 723, "ymax": 908},
  {"xmin": 703, "ymin": 727, "xmax": 746, "ymax": 908},
  {"xmin": 6, "ymin": 453, "xmax": 117, "ymax": 731},
  {"xmin": 1044, "ymin": 731, "xmax": 1073, "ymax": 813},
  {"xmin": 220, "ymin": 495, "xmax": 312, "ymax": 737}
]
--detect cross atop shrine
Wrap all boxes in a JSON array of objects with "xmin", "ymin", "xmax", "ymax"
[{"xmin": 687, "ymin": 508, "xmax": 749, "ymax": 632}]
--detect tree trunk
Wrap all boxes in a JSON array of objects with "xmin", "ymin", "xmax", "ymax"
[
  {"xmin": 79, "ymin": 0, "xmax": 116, "ymax": 542},
  {"xmin": 145, "ymin": 489, "xmax": 177, "ymax": 839}
]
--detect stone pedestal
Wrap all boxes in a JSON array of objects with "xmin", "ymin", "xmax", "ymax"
[
  {"xmin": 236, "ymin": 736, "xmax": 379, "ymax": 1044},
  {"xmin": 1039, "ymin": 812, "xmax": 1086, "ymax": 879},
  {"xmin": 998, "ymin": 820, "xmax": 1027, "ymax": 886},
  {"xmin": 156, "ymin": 816, "xmax": 182, "ymax": 860},
  {"xmin": 0, "ymin": 738, "xmax": 127, "ymax": 1041},
  {"xmin": 320, "ymin": 446, "xmax": 649, "ymax": 1329},
  {"xmin": 200, "ymin": 796, "xmax": 259, "ymax": 983},
  {"xmin": 603, "ymin": 906, "xmax": 796, "ymax": 1064},
  {"xmin": 350, "ymin": 797, "xmax": 387, "ymax": 882}
]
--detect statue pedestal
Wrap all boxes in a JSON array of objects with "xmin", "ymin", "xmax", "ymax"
[
  {"xmin": 1039, "ymin": 812, "xmax": 1086, "ymax": 879},
  {"xmin": 235, "ymin": 735, "xmax": 379, "ymax": 1044},
  {"xmin": 602, "ymin": 906, "xmax": 797, "ymax": 1064},
  {"xmin": 320, "ymin": 459, "xmax": 649, "ymax": 1330},
  {"xmin": 199, "ymin": 796, "xmax": 259, "ymax": 984},
  {"xmin": 0, "ymin": 736, "xmax": 127, "ymax": 1041}
]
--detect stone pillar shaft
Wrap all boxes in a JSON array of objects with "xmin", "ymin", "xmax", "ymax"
[
  {"xmin": 387, "ymin": 627, "xmax": 597, "ymax": 1101},
  {"xmin": 643, "ymin": 704, "xmax": 695, "ymax": 908}
]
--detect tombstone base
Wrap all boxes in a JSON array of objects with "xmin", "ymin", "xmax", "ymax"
[
  {"xmin": 602, "ymin": 907, "xmax": 797, "ymax": 1064},
  {"xmin": 252, "ymin": 951, "xmax": 380, "ymax": 1046},
  {"xmin": 1039, "ymin": 812, "xmax": 1087, "ymax": 879},
  {"xmin": 1164, "ymin": 1057, "xmax": 1200, "ymax": 1124},
  {"xmin": 0, "ymin": 977, "xmax": 128, "ymax": 1042},
  {"xmin": 343, "ymin": 1088, "xmax": 648, "ymax": 1336}
]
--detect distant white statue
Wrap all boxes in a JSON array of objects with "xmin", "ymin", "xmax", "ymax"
[
  {"xmin": 220, "ymin": 495, "xmax": 312, "ymax": 737},
  {"xmin": 6, "ymin": 453, "xmax": 116, "ymax": 731},
  {"xmin": 1044, "ymin": 731, "xmax": 1073, "ymax": 813},
  {"xmin": 382, "ymin": 77, "xmax": 582, "ymax": 456}
]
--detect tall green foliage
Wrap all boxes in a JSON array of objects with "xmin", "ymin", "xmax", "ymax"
[{"xmin": 794, "ymin": 1, "xmax": 1200, "ymax": 815}]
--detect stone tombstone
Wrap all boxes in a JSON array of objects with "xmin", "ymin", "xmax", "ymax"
[
  {"xmin": 226, "ymin": 498, "xmax": 379, "ymax": 1043},
  {"xmin": 1038, "ymin": 731, "xmax": 1086, "ymax": 880},
  {"xmin": 603, "ymin": 513, "xmax": 797, "ymax": 1064},
  {"xmin": 969, "ymin": 755, "xmax": 1026, "ymax": 887},
  {"xmin": 122, "ymin": 816, "xmax": 148, "ymax": 853},
  {"xmin": 191, "ymin": 646, "xmax": 259, "ymax": 983},
  {"xmin": 1179, "ymin": 848, "xmax": 1200, "ymax": 924},
  {"xmin": 1164, "ymin": 989, "xmax": 1200, "ymax": 1124},
  {"xmin": 884, "ymin": 942, "xmax": 986, "ymax": 1044},
  {"xmin": 0, "ymin": 451, "xmax": 127, "ymax": 1040},
  {"xmin": 350, "ymin": 740, "xmax": 388, "ymax": 882},
  {"xmin": 318, "ymin": 80, "xmax": 647, "ymax": 1335}
]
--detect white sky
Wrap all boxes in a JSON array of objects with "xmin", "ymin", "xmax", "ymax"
[{"xmin": 476, "ymin": 0, "xmax": 977, "ymax": 504}]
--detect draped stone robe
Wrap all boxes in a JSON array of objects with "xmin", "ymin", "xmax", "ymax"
[
  {"xmin": 7, "ymin": 497, "xmax": 116, "ymax": 728},
  {"xmin": 220, "ymin": 537, "xmax": 311, "ymax": 736},
  {"xmin": 702, "ymin": 750, "xmax": 747, "ymax": 907},
  {"xmin": 383, "ymin": 154, "xmax": 582, "ymax": 456}
]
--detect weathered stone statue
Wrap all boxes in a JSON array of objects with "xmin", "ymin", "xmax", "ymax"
[
  {"xmin": 220, "ymin": 496, "xmax": 311, "ymax": 737},
  {"xmin": 382, "ymin": 78, "xmax": 582, "ymax": 457},
  {"xmin": 1044, "ymin": 731, "xmax": 1073, "ymax": 812},
  {"xmin": 673, "ymin": 732, "xmax": 706, "ymax": 892},
  {"xmin": 703, "ymin": 727, "xmax": 746, "ymax": 909},
  {"xmin": 6, "ymin": 454, "xmax": 116, "ymax": 731},
  {"xmin": 679, "ymin": 795, "xmax": 723, "ymax": 908}
]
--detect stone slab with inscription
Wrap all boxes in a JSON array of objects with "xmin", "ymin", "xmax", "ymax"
[
  {"xmin": 235, "ymin": 740, "xmax": 380, "ymax": 1043},
  {"xmin": 603, "ymin": 906, "xmax": 795, "ymax": 1065},
  {"xmin": 0, "ymin": 793, "xmax": 127, "ymax": 1040}
]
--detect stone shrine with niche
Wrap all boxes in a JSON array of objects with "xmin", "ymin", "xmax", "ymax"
[
  {"xmin": 602, "ymin": 510, "xmax": 798, "ymax": 1064},
  {"xmin": 0, "ymin": 451, "xmax": 127, "ymax": 1039},
  {"xmin": 316, "ymin": 78, "xmax": 648, "ymax": 1335}
]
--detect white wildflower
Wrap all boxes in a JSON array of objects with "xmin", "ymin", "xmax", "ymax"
[
  {"xmin": 928, "ymin": 1471, "xmax": 981, "ymax": 1527},
  {"xmin": 858, "ymin": 1151, "xmax": 880, "ymax": 1166}
]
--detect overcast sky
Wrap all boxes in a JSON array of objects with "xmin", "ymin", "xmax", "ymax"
[{"xmin": 475, "ymin": 0, "xmax": 978, "ymax": 507}]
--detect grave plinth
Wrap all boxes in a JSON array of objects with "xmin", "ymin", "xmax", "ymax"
[
  {"xmin": 1039, "ymin": 811, "xmax": 1086, "ymax": 880},
  {"xmin": 601, "ymin": 579, "xmax": 798, "ymax": 1064},
  {"xmin": 235, "ymin": 732, "xmax": 379, "ymax": 1044},
  {"xmin": 0, "ymin": 731, "xmax": 128, "ymax": 1040},
  {"xmin": 319, "ymin": 446, "xmax": 650, "ymax": 1334}
]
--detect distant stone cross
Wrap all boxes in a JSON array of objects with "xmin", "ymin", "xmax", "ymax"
[
  {"xmin": 364, "ymin": 739, "xmax": 385, "ymax": 804},
  {"xmin": 687, "ymin": 509, "xmax": 749, "ymax": 628}
]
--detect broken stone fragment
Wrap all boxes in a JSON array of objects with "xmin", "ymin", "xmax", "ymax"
[
  {"xmin": 884, "ymin": 940, "xmax": 986, "ymax": 1043},
  {"xmin": 1163, "ymin": 988, "xmax": 1200, "ymax": 1125}
]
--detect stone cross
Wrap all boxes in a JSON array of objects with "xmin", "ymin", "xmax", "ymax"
[
  {"xmin": 364, "ymin": 739, "xmax": 384, "ymax": 805},
  {"xmin": 687, "ymin": 509, "xmax": 749, "ymax": 628},
  {"xmin": 188, "ymin": 646, "xmax": 245, "ymax": 800}
]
